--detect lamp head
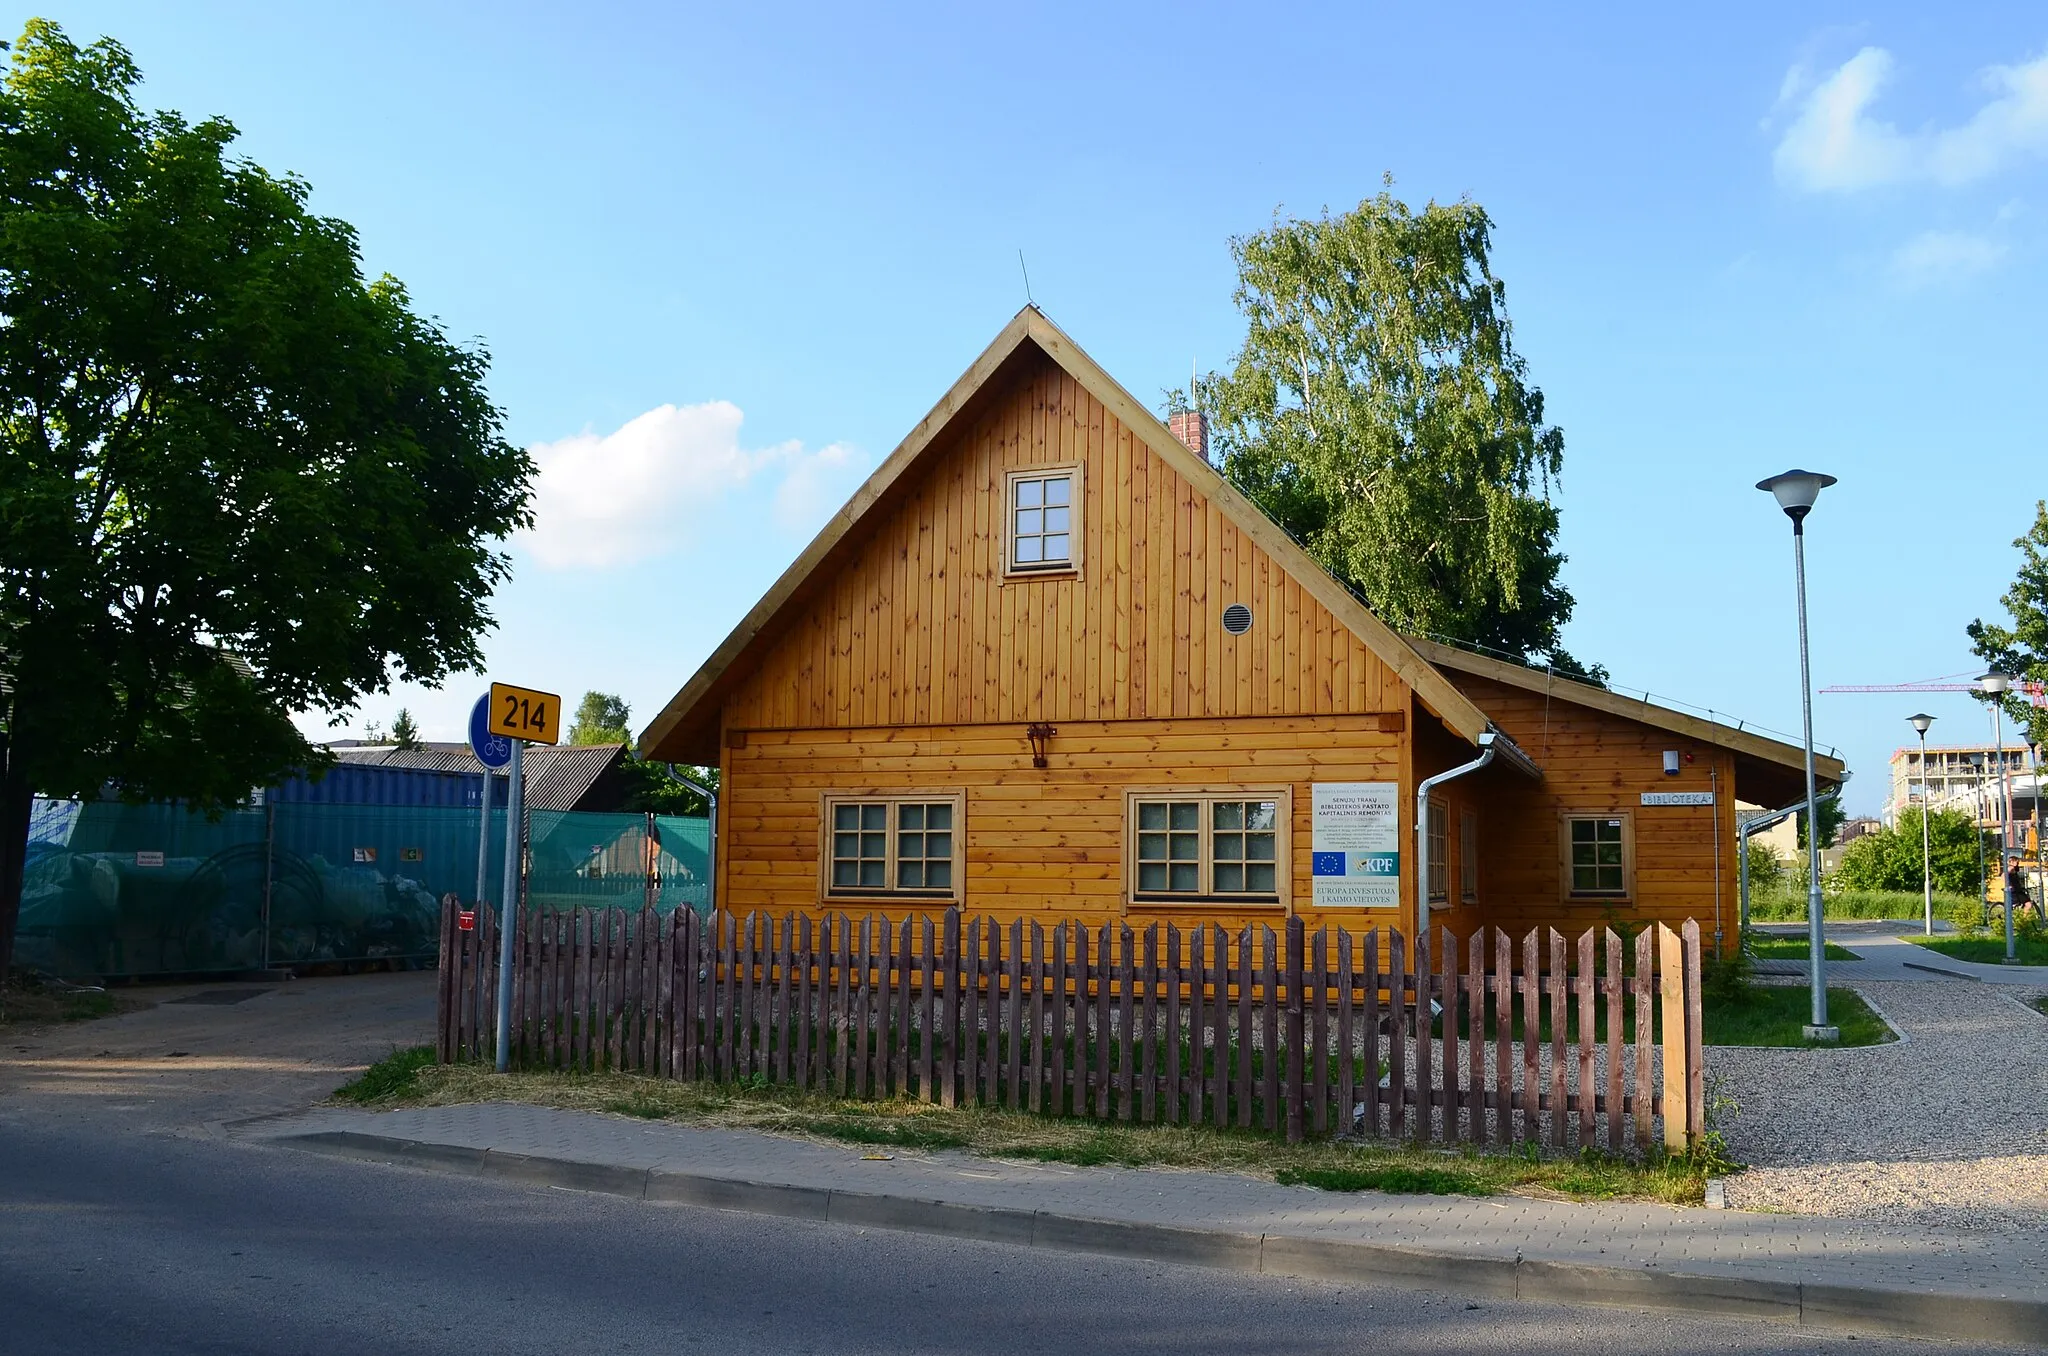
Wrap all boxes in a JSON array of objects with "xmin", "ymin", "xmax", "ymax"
[
  {"xmin": 1979, "ymin": 672, "xmax": 2014, "ymax": 696},
  {"xmin": 1907, "ymin": 713, "xmax": 1935, "ymax": 735},
  {"xmin": 1755, "ymin": 469, "xmax": 1837, "ymax": 523}
]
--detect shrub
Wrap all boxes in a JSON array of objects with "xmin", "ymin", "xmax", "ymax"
[
  {"xmin": 1947, "ymin": 893, "xmax": 1988, "ymax": 938},
  {"xmin": 1742, "ymin": 841, "xmax": 1784, "ymax": 894}
]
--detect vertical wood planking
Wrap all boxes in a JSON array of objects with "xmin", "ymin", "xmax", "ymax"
[
  {"xmin": 919, "ymin": 915, "xmax": 938, "ymax": 1102},
  {"xmin": 1547, "ymin": 929, "xmax": 1567, "ymax": 1148},
  {"xmin": 940, "ymin": 909, "xmax": 960, "ymax": 1107},
  {"xmin": 1575, "ymin": 929, "xmax": 1596, "ymax": 1147},
  {"xmin": 1336, "ymin": 928, "xmax": 1355, "ymax": 1139},
  {"xmin": 1049, "ymin": 922, "xmax": 1068, "ymax": 1116},
  {"xmin": 1006, "ymin": 919, "xmax": 1025, "ymax": 1109},
  {"xmin": 1493, "ymin": 928, "xmax": 1513, "ymax": 1145},
  {"xmin": 1633, "ymin": 927, "xmax": 1654, "ymax": 1149},
  {"xmin": 1657, "ymin": 923, "xmax": 1687, "ymax": 1149},
  {"xmin": 1438, "ymin": 928, "xmax": 1457, "ymax": 1144},
  {"xmin": 1116, "ymin": 925, "xmax": 1136, "ymax": 1120},
  {"xmin": 1519, "ymin": 930, "xmax": 1540, "ymax": 1143},
  {"xmin": 895, "ymin": 916, "xmax": 913, "ymax": 1097},
  {"xmin": 1283, "ymin": 917, "xmax": 1305, "ymax": 1143},
  {"xmin": 1466, "ymin": 931, "xmax": 1486, "ymax": 1141},
  {"xmin": 1093, "ymin": 922, "xmax": 1113, "ymax": 1119},
  {"xmin": 1027, "ymin": 921, "xmax": 1046, "ymax": 1113},
  {"xmin": 1185, "ymin": 925, "xmax": 1204, "ymax": 1125},
  {"xmin": 1683, "ymin": 920, "xmax": 1704, "ymax": 1148},
  {"xmin": 1234, "ymin": 926, "xmax": 1253, "ymax": 1129},
  {"xmin": 1605, "ymin": 928, "xmax": 1624, "ymax": 1153},
  {"xmin": 1140, "ymin": 925, "xmax": 1159, "ymax": 1123},
  {"xmin": 1259, "ymin": 925, "xmax": 1279, "ymax": 1134},
  {"xmin": 1164, "ymin": 924, "xmax": 1182, "ymax": 1125},
  {"xmin": 855, "ymin": 915, "xmax": 874, "ymax": 1098}
]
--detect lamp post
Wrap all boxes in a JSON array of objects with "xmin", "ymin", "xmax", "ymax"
[
  {"xmin": 1968, "ymin": 751, "xmax": 1988, "ymax": 914},
  {"xmin": 1981, "ymin": 672, "xmax": 2018, "ymax": 962},
  {"xmin": 1757, "ymin": 468, "xmax": 1838, "ymax": 1042},
  {"xmin": 1908, "ymin": 714, "xmax": 1936, "ymax": 936}
]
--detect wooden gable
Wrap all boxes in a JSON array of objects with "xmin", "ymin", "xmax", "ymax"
[{"xmin": 641, "ymin": 308, "xmax": 1492, "ymax": 762}]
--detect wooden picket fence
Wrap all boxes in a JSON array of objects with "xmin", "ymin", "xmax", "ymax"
[{"xmin": 438, "ymin": 904, "xmax": 1705, "ymax": 1152}]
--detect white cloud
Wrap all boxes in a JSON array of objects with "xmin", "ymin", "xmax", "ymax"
[
  {"xmin": 1774, "ymin": 46, "xmax": 2048, "ymax": 192},
  {"xmin": 518, "ymin": 402, "xmax": 866, "ymax": 569},
  {"xmin": 1889, "ymin": 229, "xmax": 2008, "ymax": 287}
]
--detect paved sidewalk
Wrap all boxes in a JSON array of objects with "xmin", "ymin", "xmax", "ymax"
[
  {"xmin": 1751, "ymin": 920, "xmax": 2048, "ymax": 985},
  {"xmin": 238, "ymin": 1101, "xmax": 2048, "ymax": 1344}
]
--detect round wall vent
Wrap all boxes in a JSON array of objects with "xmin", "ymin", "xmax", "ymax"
[{"xmin": 1221, "ymin": 603, "xmax": 1254, "ymax": 635}]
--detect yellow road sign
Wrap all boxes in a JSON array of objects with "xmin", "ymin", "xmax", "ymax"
[{"xmin": 487, "ymin": 682, "xmax": 561, "ymax": 744}]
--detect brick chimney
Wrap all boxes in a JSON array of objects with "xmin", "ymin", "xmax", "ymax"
[{"xmin": 1168, "ymin": 410, "xmax": 1211, "ymax": 465}]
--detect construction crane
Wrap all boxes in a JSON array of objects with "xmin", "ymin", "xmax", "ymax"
[{"xmin": 1820, "ymin": 676, "xmax": 2048, "ymax": 708}]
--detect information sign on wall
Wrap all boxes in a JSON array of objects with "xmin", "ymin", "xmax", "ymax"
[
  {"xmin": 1310, "ymin": 782, "xmax": 1401, "ymax": 908},
  {"xmin": 135, "ymin": 851, "xmax": 164, "ymax": 868},
  {"xmin": 1640, "ymin": 791, "xmax": 1715, "ymax": 807}
]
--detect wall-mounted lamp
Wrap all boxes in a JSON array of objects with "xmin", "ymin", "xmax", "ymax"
[{"xmin": 1026, "ymin": 722, "xmax": 1056, "ymax": 768}]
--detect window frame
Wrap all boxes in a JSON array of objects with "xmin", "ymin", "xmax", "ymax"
[
  {"xmin": 1460, "ymin": 806, "xmax": 1479, "ymax": 904},
  {"xmin": 1426, "ymin": 798, "xmax": 1450, "ymax": 903},
  {"xmin": 1558, "ymin": 811, "xmax": 1635, "ymax": 901},
  {"xmin": 1122, "ymin": 786, "xmax": 1292, "ymax": 914},
  {"xmin": 1003, "ymin": 463, "xmax": 1085, "ymax": 579},
  {"xmin": 817, "ymin": 791, "xmax": 967, "ymax": 903}
]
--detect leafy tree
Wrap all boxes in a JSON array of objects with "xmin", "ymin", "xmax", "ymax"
[
  {"xmin": 569, "ymin": 691, "xmax": 633, "ymax": 745},
  {"xmin": 618, "ymin": 761, "xmax": 719, "ymax": 817},
  {"xmin": 1742, "ymin": 839, "xmax": 1784, "ymax": 894},
  {"xmin": 1197, "ymin": 186, "xmax": 1600, "ymax": 679},
  {"xmin": 0, "ymin": 23, "xmax": 534, "ymax": 971},
  {"xmin": 389, "ymin": 708, "xmax": 421, "ymax": 751},
  {"xmin": 1833, "ymin": 808, "xmax": 1984, "ymax": 895},
  {"xmin": 1967, "ymin": 500, "xmax": 2048, "ymax": 747},
  {"xmin": 1794, "ymin": 788, "xmax": 1846, "ymax": 851}
]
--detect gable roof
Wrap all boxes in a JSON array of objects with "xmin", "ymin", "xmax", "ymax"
[
  {"xmin": 1408, "ymin": 638, "xmax": 1846, "ymax": 795},
  {"xmin": 639, "ymin": 307, "xmax": 1497, "ymax": 763},
  {"xmin": 337, "ymin": 741, "xmax": 632, "ymax": 811}
]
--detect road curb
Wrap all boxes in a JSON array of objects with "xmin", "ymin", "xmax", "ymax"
[{"xmin": 265, "ymin": 1129, "xmax": 2048, "ymax": 1346}]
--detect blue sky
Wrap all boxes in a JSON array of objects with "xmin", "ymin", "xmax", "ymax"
[{"xmin": 42, "ymin": 3, "xmax": 2048, "ymax": 812}]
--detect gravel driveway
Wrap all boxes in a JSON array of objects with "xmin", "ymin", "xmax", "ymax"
[{"xmin": 1716, "ymin": 978, "xmax": 2048, "ymax": 1231}]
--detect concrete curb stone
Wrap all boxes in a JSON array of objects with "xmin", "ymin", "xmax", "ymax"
[{"xmin": 267, "ymin": 1130, "xmax": 2048, "ymax": 1347}]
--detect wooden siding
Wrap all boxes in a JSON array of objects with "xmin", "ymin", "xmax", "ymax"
[
  {"xmin": 1437, "ymin": 674, "xmax": 1741, "ymax": 952},
  {"xmin": 718, "ymin": 352, "xmax": 1410, "ymax": 731},
  {"xmin": 717, "ymin": 715, "xmax": 1406, "ymax": 930}
]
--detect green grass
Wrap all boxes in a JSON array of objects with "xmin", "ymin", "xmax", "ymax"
[
  {"xmin": 0, "ymin": 974, "xmax": 136, "ymax": 1028},
  {"xmin": 1904, "ymin": 934, "xmax": 2048, "ymax": 966},
  {"xmin": 344, "ymin": 1060, "xmax": 1718, "ymax": 1205},
  {"xmin": 1750, "ymin": 887, "xmax": 1976, "ymax": 923},
  {"xmin": 334, "ymin": 1045, "xmax": 437, "ymax": 1104},
  {"xmin": 1746, "ymin": 936, "xmax": 1859, "ymax": 961},
  {"xmin": 1701, "ymin": 985, "xmax": 1891, "ymax": 1047},
  {"xmin": 2032, "ymin": 996, "xmax": 2048, "ymax": 1018}
]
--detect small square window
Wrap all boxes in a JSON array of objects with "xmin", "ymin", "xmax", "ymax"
[
  {"xmin": 1006, "ymin": 466, "xmax": 1083, "ymax": 577},
  {"xmin": 1128, "ymin": 790, "xmax": 1286, "ymax": 908},
  {"xmin": 1563, "ymin": 815, "xmax": 1631, "ymax": 898},
  {"xmin": 822, "ymin": 794, "xmax": 964, "ymax": 900}
]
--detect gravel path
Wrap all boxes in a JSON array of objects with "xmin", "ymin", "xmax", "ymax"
[{"xmin": 1716, "ymin": 979, "xmax": 2048, "ymax": 1231}]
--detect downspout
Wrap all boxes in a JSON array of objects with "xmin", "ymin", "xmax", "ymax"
[
  {"xmin": 663, "ymin": 767, "xmax": 718, "ymax": 916},
  {"xmin": 1737, "ymin": 799, "xmax": 1804, "ymax": 935},
  {"xmin": 1416, "ymin": 732, "xmax": 1496, "ymax": 940}
]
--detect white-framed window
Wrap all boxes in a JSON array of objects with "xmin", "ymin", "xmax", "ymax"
[
  {"xmin": 1561, "ymin": 813, "xmax": 1632, "ymax": 899},
  {"xmin": 1124, "ymin": 788, "xmax": 1290, "ymax": 910},
  {"xmin": 819, "ymin": 792, "xmax": 964, "ymax": 900},
  {"xmin": 1460, "ymin": 807, "xmax": 1479, "ymax": 904},
  {"xmin": 1005, "ymin": 464, "xmax": 1082, "ymax": 576},
  {"xmin": 1427, "ymin": 799, "xmax": 1449, "ymax": 902}
]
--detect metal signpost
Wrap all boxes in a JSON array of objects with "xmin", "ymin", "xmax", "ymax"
[
  {"xmin": 485, "ymin": 681, "xmax": 560, "ymax": 1072},
  {"xmin": 468, "ymin": 694, "xmax": 514, "ymax": 920}
]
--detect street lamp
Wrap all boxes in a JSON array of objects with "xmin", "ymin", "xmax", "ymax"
[
  {"xmin": 1981, "ymin": 672, "xmax": 2019, "ymax": 962},
  {"xmin": 1757, "ymin": 468, "xmax": 1838, "ymax": 1042},
  {"xmin": 1908, "ymin": 713, "xmax": 1936, "ymax": 936}
]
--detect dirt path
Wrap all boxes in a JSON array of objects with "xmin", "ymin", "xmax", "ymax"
[{"xmin": 0, "ymin": 971, "xmax": 436, "ymax": 1136}]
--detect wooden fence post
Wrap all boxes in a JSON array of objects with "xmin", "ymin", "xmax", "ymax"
[{"xmin": 1658, "ymin": 923, "xmax": 1688, "ymax": 1150}]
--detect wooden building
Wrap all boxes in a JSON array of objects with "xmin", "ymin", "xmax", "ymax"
[{"xmin": 640, "ymin": 308, "xmax": 1843, "ymax": 953}]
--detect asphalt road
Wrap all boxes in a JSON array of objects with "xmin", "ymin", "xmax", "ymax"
[{"xmin": 0, "ymin": 1117, "xmax": 1989, "ymax": 1356}]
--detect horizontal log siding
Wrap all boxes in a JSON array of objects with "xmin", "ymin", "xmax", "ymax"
[
  {"xmin": 718, "ymin": 352, "xmax": 1409, "ymax": 732},
  {"xmin": 721, "ymin": 714, "xmax": 1403, "ymax": 930},
  {"xmin": 1442, "ymin": 673, "xmax": 1741, "ymax": 952}
]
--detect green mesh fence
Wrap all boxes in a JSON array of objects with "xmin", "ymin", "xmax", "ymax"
[
  {"xmin": 18, "ymin": 798, "xmax": 710, "ymax": 979},
  {"xmin": 526, "ymin": 811, "xmax": 712, "ymax": 916}
]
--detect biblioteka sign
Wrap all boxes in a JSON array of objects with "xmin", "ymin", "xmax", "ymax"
[{"xmin": 1310, "ymin": 782, "xmax": 1401, "ymax": 909}]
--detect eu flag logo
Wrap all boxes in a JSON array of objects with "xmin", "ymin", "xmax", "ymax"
[{"xmin": 1311, "ymin": 852, "xmax": 1345, "ymax": 877}]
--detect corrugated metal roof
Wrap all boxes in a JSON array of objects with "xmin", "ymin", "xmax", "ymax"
[
  {"xmin": 523, "ymin": 743, "xmax": 628, "ymax": 811},
  {"xmin": 335, "ymin": 742, "xmax": 629, "ymax": 811}
]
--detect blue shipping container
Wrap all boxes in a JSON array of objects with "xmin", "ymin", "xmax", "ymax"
[{"xmin": 270, "ymin": 763, "xmax": 509, "ymax": 809}]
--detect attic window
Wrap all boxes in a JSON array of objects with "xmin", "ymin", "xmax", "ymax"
[{"xmin": 1005, "ymin": 465, "xmax": 1083, "ymax": 577}]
